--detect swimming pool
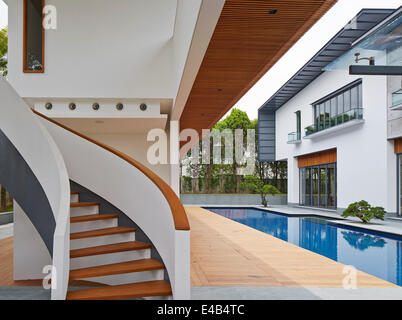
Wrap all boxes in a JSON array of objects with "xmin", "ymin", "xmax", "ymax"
[{"xmin": 205, "ymin": 207, "xmax": 402, "ymax": 286}]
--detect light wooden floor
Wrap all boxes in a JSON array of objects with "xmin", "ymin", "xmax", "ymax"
[
  {"xmin": 0, "ymin": 207, "xmax": 397, "ymax": 288},
  {"xmin": 188, "ymin": 207, "xmax": 397, "ymax": 288},
  {"xmin": 0, "ymin": 237, "xmax": 43, "ymax": 286},
  {"xmin": 0, "ymin": 237, "xmax": 100, "ymax": 287}
]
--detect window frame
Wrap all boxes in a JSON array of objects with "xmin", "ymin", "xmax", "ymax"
[
  {"xmin": 295, "ymin": 110, "xmax": 301, "ymax": 140},
  {"xmin": 23, "ymin": 0, "xmax": 45, "ymax": 73},
  {"xmin": 311, "ymin": 79, "xmax": 363, "ymax": 125}
]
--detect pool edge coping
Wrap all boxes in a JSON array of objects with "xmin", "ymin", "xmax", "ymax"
[{"xmin": 198, "ymin": 205, "xmax": 402, "ymax": 238}]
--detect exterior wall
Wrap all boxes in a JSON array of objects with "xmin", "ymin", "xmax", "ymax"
[
  {"xmin": 276, "ymin": 70, "xmax": 396, "ymax": 213},
  {"xmin": 7, "ymin": 0, "xmax": 199, "ymax": 100},
  {"xmin": 6, "ymin": 0, "xmax": 202, "ymax": 191},
  {"xmin": 0, "ymin": 211, "xmax": 13, "ymax": 225},
  {"xmin": 180, "ymin": 194, "xmax": 288, "ymax": 206},
  {"xmin": 258, "ymin": 109, "xmax": 276, "ymax": 161}
]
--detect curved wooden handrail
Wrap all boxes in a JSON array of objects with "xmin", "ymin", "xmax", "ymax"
[{"xmin": 33, "ymin": 110, "xmax": 190, "ymax": 231}]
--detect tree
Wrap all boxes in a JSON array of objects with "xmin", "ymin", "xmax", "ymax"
[
  {"xmin": 0, "ymin": 185, "xmax": 6, "ymax": 211},
  {"xmin": 215, "ymin": 109, "xmax": 252, "ymax": 193},
  {"xmin": 0, "ymin": 26, "xmax": 7, "ymax": 77},
  {"xmin": 341, "ymin": 200, "xmax": 386, "ymax": 224},
  {"xmin": 241, "ymin": 175, "xmax": 280, "ymax": 207}
]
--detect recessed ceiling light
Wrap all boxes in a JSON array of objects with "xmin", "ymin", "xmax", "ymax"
[{"xmin": 268, "ymin": 9, "xmax": 277, "ymax": 14}]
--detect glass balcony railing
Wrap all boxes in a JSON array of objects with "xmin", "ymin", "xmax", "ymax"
[
  {"xmin": 288, "ymin": 132, "xmax": 301, "ymax": 143},
  {"xmin": 392, "ymin": 90, "xmax": 402, "ymax": 108},
  {"xmin": 305, "ymin": 108, "xmax": 363, "ymax": 136}
]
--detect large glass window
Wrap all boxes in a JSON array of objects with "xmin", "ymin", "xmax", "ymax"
[
  {"xmin": 296, "ymin": 111, "xmax": 301, "ymax": 140},
  {"xmin": 24, "ymin": 0, "xmax": 44, "ymax": 72},
  {"xmin": 327, "ymin": 163, "xmax": 336, "ymax": 209},
  {"xmin": 299, "ymin": 163, "xmax": 337, "ymax": 209},
  {"xmin": 310, "ymin": 80, "xmax": 362, "ymax": 136},
  {"xmin": 311, "ymin": 167, "xmax": 319, "ymax": 207}
]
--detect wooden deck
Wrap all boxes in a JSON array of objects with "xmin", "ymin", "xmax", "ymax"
[
  {"xmin": 188, "ymin": 207, "xmax": 397, "ymax": 288},
  {"xmin": 0, "ymin": 207, "xmax": 397, "ymax": 288},
  {"xmin": 0, "ymin": 236, "xmax": 100, "ymax": 287}
]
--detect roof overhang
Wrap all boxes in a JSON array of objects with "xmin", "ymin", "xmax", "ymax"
[
  {"xmin": 179, "ymin": 0, "xmax": 339, "ymax": 139},
  {"xmin": 259, "ymin": 8, "xmax": 395, "ymax": 113}
]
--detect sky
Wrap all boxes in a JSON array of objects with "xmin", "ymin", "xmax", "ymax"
[
  {"xmin": 231, "ymin": 0, "xmax": 402, "ymax": 120},
  {"xmin": 0, "ymin": 0, "xmax": 400, "ymax": 120},
  {"xmin": 0, "ymin": 1, "xmax": 6, "ymax": 29}
]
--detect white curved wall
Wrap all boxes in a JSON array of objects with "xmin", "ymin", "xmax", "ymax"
[{"xmin": 0, "ymin": 76, "xmax": 70, "ymax": 299}]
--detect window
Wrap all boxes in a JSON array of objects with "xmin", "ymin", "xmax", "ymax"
[
  {"xmin": 23, "ymin": 0, "xmax": 44, "ymax": 73},
  {"xmin": 310, "ymin": 79, "xmax": 363, "ymax": 135},
  {"xmin": 296, "ymin": 111, "xmax": 301, "ymax": 140}
]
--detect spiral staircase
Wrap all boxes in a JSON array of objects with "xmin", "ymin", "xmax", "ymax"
[{"xmin": 0, "ymin": 76, "xmax": 190, "ymax": 300}]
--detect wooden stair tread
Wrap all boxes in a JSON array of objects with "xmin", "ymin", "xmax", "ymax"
[
  {"xmin": 71, "ymin": 191, "xmax": 79, "ymax": 195},
  {"xmin": 70, "ymin": 214, "xmax": 118, "ymax": 223},
  {"xmin": 67, "ymin": 280, "xmax": 171, "ymax": 300},
  {"xmin": 70, "ymin": 241, "xmax": 151, "ymax": 258},
  {"xmin": 70, "ymin": 202, "xmax": 99, "ymax": 208},
  {"xmin": 70, "ymin": 227, "xmax": 135, "ymax": 240},
  {"xmin": 69, "ymin": 259, "xmax": 164, "ymax": 279}
]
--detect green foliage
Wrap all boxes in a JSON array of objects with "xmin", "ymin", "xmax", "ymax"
[
  {"xmin": 224, "ymin": 175, "xmax": 235, "ymax": 193},
  {"xmin": 0, "ymin": 26, "xmax": 7, "ymax": 77},
  {"xmin": 241, "ymin": 175, "xmax": 280, "ymax": 207},
  {"xmin": 214, "ymin": 108, "xmax": 252, "ymax": 131},
  {"xmin": 182, "ymin": 176, "xmax": 192, "ymax": 193},
  {"xmin": 181, "ymin": 110, "xmax": 288, "ymax": 195},
  {"xmin": 341, "ymin": 200, "xmax": 386, "ymax": 223}
]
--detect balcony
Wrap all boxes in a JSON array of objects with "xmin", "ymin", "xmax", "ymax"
[
  {"xmin": 391, "ymin": 90, "xmax": 402, "ymax": 111},
  {"xmin": 288, "ymin": 132, "xmax": 301, "ymax": 144},
  {"xmin": 304, "ymin": 108, "xmax": 364, "ymax": 139}
]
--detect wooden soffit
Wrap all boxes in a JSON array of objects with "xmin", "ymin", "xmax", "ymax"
[
  {"xmin": 179, "ymin": 0, "xmax": 338, "ymax": 136},
  {"xmin": 298, "ymin": 149, "xmax": 337, "ymax": 168},
  {"xmin": 395, "ymin": 138, "xmax": 402, "ymax": 154}
]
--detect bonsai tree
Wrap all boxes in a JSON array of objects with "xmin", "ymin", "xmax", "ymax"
[
  {"xmin": 241, "ymin": 175, "xmax": 280, "ymax": 207},
  {"xmin": 341, "ymin": 200, "xmax": 386, "ymax": 224},
  {"xmin": 341, "ymin": 231, "xmax": 385, "ymax": 251}
]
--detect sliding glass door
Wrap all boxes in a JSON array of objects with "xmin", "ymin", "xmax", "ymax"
[
  {"xmin": 299, "ymin": 163, "xmax": 337, "ymax": 209},
  {"xmin": 327, "ymin": 163, "xmax": 336, "ymax": 209}
]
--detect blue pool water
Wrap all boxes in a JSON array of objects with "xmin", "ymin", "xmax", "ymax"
[{"xmin": 205, "ymin": 207, "xmax": 402, "ymax": 286}]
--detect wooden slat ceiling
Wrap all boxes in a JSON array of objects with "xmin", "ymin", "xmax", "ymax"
[
  {"xmin": 180, "ymin": 0, "xmax": 338, "ymax": 136},
  {"xmin": 297, "ymin": 148, "xmax": 337, "ymax": 168}
]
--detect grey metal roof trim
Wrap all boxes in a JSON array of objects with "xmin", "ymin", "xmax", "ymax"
[{"xmin": 259, "ymin": 8, "xmax": 395, "ymax": 112}]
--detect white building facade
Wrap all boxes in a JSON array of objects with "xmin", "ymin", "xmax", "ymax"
[{"xmin": 258, "ymin": 8, "xmax": 402, "ymax": 215}]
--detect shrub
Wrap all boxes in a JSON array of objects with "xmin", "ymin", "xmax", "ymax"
[
  {"xmin": 341, "ymin": 200, "xmax": 386, "ymax": 223},
  {"xmin": 241, "ymin": 176, "xmax": 280, "ymax": 207}
]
